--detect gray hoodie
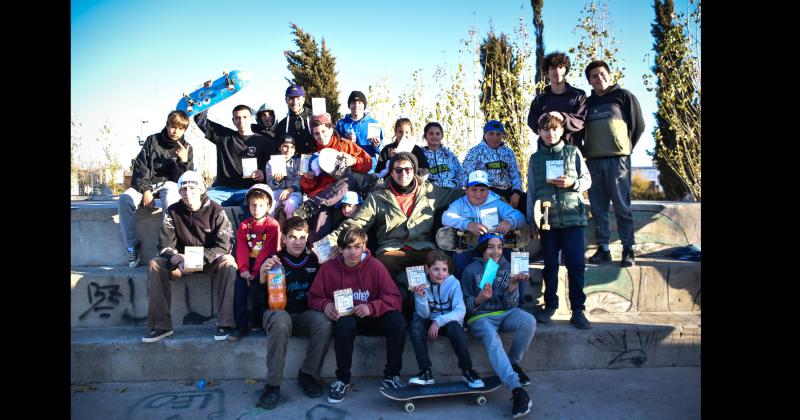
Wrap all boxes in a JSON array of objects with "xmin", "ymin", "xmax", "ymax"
[
  {"xmin": 414, "ymin": 274, "xmax": 467, "ymax": 326},
  {"xmin": 460, "ymin": 255, "xmax": 519, "ymax": 318}
]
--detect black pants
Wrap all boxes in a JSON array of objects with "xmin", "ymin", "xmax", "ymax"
[
  {"xmin": 333, "ymin": 310, "xmax": 406, "ymax": 383},
  {"xmin": 409, "ymin": 317, "xmax": 472, "ymax": 371}
]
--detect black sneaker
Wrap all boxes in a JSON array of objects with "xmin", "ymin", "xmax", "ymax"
[
  {"xmin": 298, "ymin": 370, "xmax": 322, "ymax": 398},
  {"xmin": 327, "ymin": 380, "xmax": 350, "ymax": 403},
  {"xmin": 228, "ymin": 327, "xmax": 248, "ymax": 342},
  {"xmin": 256, "ymin": 384, "xmax": 280, "ymax": 409},
  {"xmin": 534, "ymin": 306, "xmax": 556, "ymax": 323},
  {"xmin": 382, "ymin": 375, "xmax": 406, "ymax": 389},
  {"xmin": 141, "ymin": 328, "xmax": 173, "ymax": 343},
  {"xmin": 511, "ymin": 363, "xmax": 531, "ymax": 386},
  {"xmin": 588, "ymin": 247, "xmax": 612, "ymax": 264},
  {"xmin": 214, "ymin": 326, "xmax": 232, "ymax": 341},
  {"xmin": 462, "ymin": 369, "xmax": 485, "ymax": 388},
  {"xmin": 570, "ymin": 309, "xmax": 592, "ymax": 329},
  {"xmin": 620, "ymin": 248, "xmax": 636, "ymax": 267},
  {"xmin": 511, "ymin": 387, "xmax": 533, "ymax": 418},
  {"xmin": 408, "ymin": 368, "xmax": 435, "ymax": 386},
  {"xmin": 127, "ymin": 243, "xmax": 140, "ymax": 268}
]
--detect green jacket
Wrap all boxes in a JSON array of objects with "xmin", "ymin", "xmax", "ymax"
[{"xmin": 327, "ymin": 179, "xmax": 464, "ymax": 254}]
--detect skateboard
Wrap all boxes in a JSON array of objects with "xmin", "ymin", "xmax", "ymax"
[
  {"xmin": 379, "ymin": 375, "xmax": 502, "ymax": 413},
  {"xmin": 317, "ymin": 147, "xmax": 348, "ymax": 178},
  {"xmin": 176, "ymin": 70, "xmax": 252, "ymax": 116},
  {"xmin": 436, "ymin": 225, "xmax": 530, "ymax": 252},
  {"xmin": 528, "ymin": 200, "xmax": 551, "ymax": 256}
]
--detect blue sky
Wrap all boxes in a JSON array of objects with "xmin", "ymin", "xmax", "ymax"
[{"xmin": 72, "ymin": 0, "xmax": 695, "ymax": 168}]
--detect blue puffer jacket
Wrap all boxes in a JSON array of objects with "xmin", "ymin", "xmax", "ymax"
[
  {"xmin": 442, "ymin": 191, "xmax": 526, "ymax": 231},
  {"xmin": 335, "ymin": 113, "xmax": 384, "ymax": 158}
]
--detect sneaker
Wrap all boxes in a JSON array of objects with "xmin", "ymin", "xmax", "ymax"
[
  {"xmin": 588, "ymin": 247, "xmax": 612, "ymax": 264},
  {"xmin": 570, "ymin": 309, "xmax": 592, "ymax": 329},
  {"xmin": 462, "ymin": 369, "xmax": 485, "ymax": 388},
  {"xmin": 534, "ymin": 306, "xmax": 556, "ymax": 323},
  {"xmin": 620, "ymin": 247, "xmax": 636, "ymax": 267},
  {"xmin": 127, "ymin": 244, "xmax": 140, "ymax": 268},
  {"xmin": 382, "ymin": 375, "xmax": 406, "ymax": 389},
  {"xmin": 327, "ymin": 380, "xmax": 351, "ymax": 404},
  {"xmin": 214, "ymin": 326, "xmax": 232, "ymax": 341},
  {"xmin": 511, "ymin": 387, "xmax": 533, "ymax": 418},
  {"xmin": 256, "ymin": 384, "xmax": 280, "ymax": 409},
  {"xmin": 293, "ymin": 201, "xmax": 313, "ymax": 220},
  {"xmin": 250, "ymin": 325, "xmax": 265, "ymax": 333},
  {"xmin": 511, "ymin": 363, "xmax": 531, "ymax": 386},
  {"xmin": 141, "ymin": 328, "xmax": 173, "ymax": 343},
  {"xmin": 409, "ymin": 368, "xmax": 435, "ymax": 386},
  {"xmin": 228, "ymin": 327, "xmax": 248, "ymax": 342},
  {"xmin": 298, "ymin": 370, "xmax": 323, "ymax": 398}
]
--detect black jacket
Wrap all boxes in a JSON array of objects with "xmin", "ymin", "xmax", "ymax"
[
  {"xmin": 157, "ymin": 196, "xmax": 233, "ymax": 269},
  {"xmin": 194, "ymin": 112, "xmax": 274, "ymax": 189},
  {"xmin": 131, "ymin": 129, "xmax": 193, "ymax": 193},
  {"xmin": 274, "ymin": 105, "xmax": 316, "ymax": 155},
  {"xmin": 527, "ymin": 83, "xmax": 588, "ymax": 149}
]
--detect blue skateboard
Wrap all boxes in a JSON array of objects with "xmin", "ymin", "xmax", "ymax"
[
  {"xmin": 379, "ymin": 375, "xmax": 502, "ymax": 413},
  {"xmin": 176, "ymin": 70, "xmax": 251, "ymax": 116}
]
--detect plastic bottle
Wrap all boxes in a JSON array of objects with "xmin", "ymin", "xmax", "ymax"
[{"xmin": 267, "ymin": 265, "xmax": 287, "ymax": 310}]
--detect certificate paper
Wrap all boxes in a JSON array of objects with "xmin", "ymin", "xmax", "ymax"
[{"xmin": 334, "ymin": 288, "xmax": 354, "ymax": 316}]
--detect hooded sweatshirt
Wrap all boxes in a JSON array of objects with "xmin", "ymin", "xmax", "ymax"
[
  {"xmin": 442, "ymin": 190, "xmax": 527, "ymax": 231},
  {"xmin": 583, "ymin": 83, "xmax": 645, "ymax": 159},
  {"xmin": 131, "ymin": 129, "xmax": 194, "ymax": 193},
  {"xmin": 307, "ymin": 249, "xmax": 402, "ymax": 317},
  {"xmin": 274, "ymin": 104, "xmax": 316, "ymax": 155},
  {"xmin": 335, "ymin": 112, "xmax": 384, "ymax": 158},
  {"xmin": 460, "ymin": 255, "xmax": 519, "ymax": 322},
  {"xmin": 414, "ymin": 274, "xmax": 467, "ymax": 326},
  {"xmin": 423, "ymin": 145, "xmax": 462, "ymax": 188},
  {"xmin": 157, "ymin": 196, "xmax": 233, "ymax": 270},
  {"xmin": 459, "ymin": 140, "xmax": 523, "ymax": 193}
]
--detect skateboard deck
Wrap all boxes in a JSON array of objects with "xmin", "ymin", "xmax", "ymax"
[
  {"xmin": 380, "ymin": 375, "xmax": 502, "ymax": 413},
  {"xmin": 436, "ymin": 225, "xmax": 530, "ymax": 252},
  {"xmin": 318, "ymin": 147, "xmax": 348, "ymax": 178},
  {"xmin": 529, "ymin": 199, "xmax": 551, "ymax": 256},
  {"xmin": 176, "ymin": 70, "xmax": 251, "ymax": 116}
]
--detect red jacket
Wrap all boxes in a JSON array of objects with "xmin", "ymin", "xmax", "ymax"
[
  {"xmin": 308, "ymin": 249, "xmax": 402, "ymax": 317},
  {"xmin": 235, "ymin": 216, "xmax": 281, "ymax": 277},
  {"xmin": 301, "ymin": 132, "xmax": 372, "ymax": 196}
]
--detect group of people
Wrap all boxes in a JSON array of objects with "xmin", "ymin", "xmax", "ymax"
[{"xmin": 118, "ymin": 53, "xmax": 643, "ymax": 419}]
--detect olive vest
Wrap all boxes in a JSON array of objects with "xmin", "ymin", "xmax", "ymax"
[{"xmin": 532, "ymin": 142, "xmax": 587, "ymax": 228}]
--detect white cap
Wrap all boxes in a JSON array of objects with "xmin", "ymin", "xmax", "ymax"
[
  {"xmin": 339, "ymin": 191, "xmax": 362, "ymax": 206},
  {"xmin": 467, "ymin": 170, "xmax": 489, "ymax": 187},
  {"xmin": 177, "ymin": 171, "xmax": 206, "ymax": 192}
]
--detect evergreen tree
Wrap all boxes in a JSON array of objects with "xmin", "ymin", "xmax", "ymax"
[
  {"xmin": 284, "ymin": 23, "xmax": 342, "ymax": 121},
  {"xmin": 532, "ymin": 0, "xmax": 546, "ymax": 94},
  {"xmin": 650, "ymin": 0, "xmax": 689, "ymax": 200}
]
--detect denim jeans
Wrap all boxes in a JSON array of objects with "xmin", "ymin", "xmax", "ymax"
[
  {"xmin": 409, "ymin": 316, "xmax": 472, "ymax": 372},
  {"xmin": 467, "ymin": 308, "xmax": 535, "ymax": 390},
  {"xmin": 206, "ymin": 186, "xmax": 249, "ymax": 207},
  {"xmin": 541, "ymin": 226, "xmax": 586, "ymax": 311}
]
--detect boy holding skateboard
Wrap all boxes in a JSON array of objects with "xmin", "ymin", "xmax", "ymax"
[{"xmin": 526, "ymin": 113, "xmax": 592, "ymax": 329}]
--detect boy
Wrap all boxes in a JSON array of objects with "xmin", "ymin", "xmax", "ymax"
[
  {"xmin": 119, "ymin": 110, "xmax": 193, "ymax": 267},
  {"xmin": 461, "ymin": 233, "xmax": 534, "ymax": 418},
  {"xmin": 442, "ymin": 169, "xmax": 526, "ymax": 279},
  {"xmin": 307, "ymin": 226, "xmax": 406, "ymax": 403},
  {"xmin": 527, "ymin": 51, "xmax": 587, "ymax": 149},
  {"xmin": 409, "ymin": 250, "xmax": 483, "ymax": 388},
  {"xmin": 460, "ymin": 120, "xmax": 526, "ymax": 212},
  {"xmin": 253, "ymin": 216, "xmax": 332, "ymax": 409},
  {"xmin": 264, "ymin": 134, "xmax": 304, "ymax": 218},
  {"xmin": 230, "ymin": 184, "xmax": 281, "ymax": 341},
  {"xmin": 335, "ymin": 90, "xmax": 384, "ymax": 172},
  {"xmin": 526, "ymin": 113, "xmax": 593, "ymax": 329}
]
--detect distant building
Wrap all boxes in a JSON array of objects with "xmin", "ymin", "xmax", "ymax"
[{"xmin": 633, "ymin": 165, "xmax": 661, "ymax": 191}]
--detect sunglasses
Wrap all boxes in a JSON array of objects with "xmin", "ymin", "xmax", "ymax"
[{"xmin": 393, "ymin": 167, "xmax": 414, "ymax": 174}]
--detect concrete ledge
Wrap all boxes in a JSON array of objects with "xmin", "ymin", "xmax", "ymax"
[{"xmin": 71, "ymin": 312, "xmax": 700, "ymax": 383}]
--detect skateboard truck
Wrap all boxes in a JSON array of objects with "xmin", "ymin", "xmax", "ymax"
[
  {"xmin": 223, "ymin": 71, "xmax": 235, "ymax": 91},
  {"xmin": 182, "ymin": 93, "xmax": 195, "ymax": 113},
  {"xmin": 541, "ymin": 201, "xmax": 551, "ymax": 231}
]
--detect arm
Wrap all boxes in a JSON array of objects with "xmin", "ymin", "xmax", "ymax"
[
  {"xmin": 157, "ymin": 212, "xmax": 179, "ymax": 264},
  {"xmin": 413, "ymin": 146, "xmax": 430, "ymax": 177},
  {"xmin": 507, "ymin": 148, "xmax": 523, "ymax": 192},
  {"xmin": 625, "ymin": 91, "xmax": 645, "ymax": 149},
  {"xmin": 526, "ymin": 154, "xmax": 538, "ymax": 224},
  {"xmin": 131, "ymin": 140, "xmax": 154, "ymax": 193},
  {"xmin": 326, "ymin": 193, "xmax": 378, "ymax": 245},
  {"xmin": 441, "ymin": 199, "xmax": 471, "ymax": 231},
  {"xmin": 374, "ymin": 145, "xmax": 391, "ymax": 174},
  {"xmin": 205, "ymin": 208, "xmax": 234, "ymax": 264},
  {"xmin": 307, "ymin": 266, "xmax": 332, "ymax": 312},
  {"xmin": 181, "ymin": 141, "xmax": 195, "ymax": 172},
  {"xmin": 498, "ymin": 202, "xmax": 527, "ymax": 229},
  {"xmin": 414, "ymin": 287, "xmax": 431, "ymax": 319},
  {"xmin": 572, "ymin": 149, "xmax": 592, "ymax": 193},
  {"xmin": 500, "ymin": 272, "xmax": 520, "ymax": 309},
  {"xmin": 561, "ymin": 92, "xmax": 587, "ymax": 135},
  {"xmin": 347, "ymin": 142, "xmax": 373, "ymax": 173},
  {"xmin": 235, "ymin": 222, "xmax": 250, "ymax": 273},
  {"xmin": 251, "ymin": 220, "xmax": 281, "ymax": 276},
  {"xmin": 193, "ymin": 111, "xmax": 230, "ymax": 145},
  {"xmin": 460, "ymin": 265, "xmax": 480, "ymax": 313},
  {"xmin": 526, "ymin": 96, "xmax": 544, "ymax": 134},
  {"xmin": 367, "ymin": 263, "xmax": 403, "ymax": 317},
  {"xmin": 433, "ymin": 277, "xmax": 466, "ymax": 326}
]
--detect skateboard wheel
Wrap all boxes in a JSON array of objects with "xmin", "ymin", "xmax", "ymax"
[
  {"xmin": 542, "ymin": 201, "xmax": 551, "ymax": 208},
  {"xmin": 541, "ymin": 223, "xmax": 550, "ymax": 230},
  {"xmin": 227, "ymin": 84, "xmax": 235, "ymax": 91},
  {"xmin": 476, "ymin": 395, "xmax": 487, "ymax": 406},
  {"xmin": 404, "ymin": 402, "xmax": 415, "ymax": 413},
  {"xmin": 186, "ymin": 106, "xmax": 193, "ymax": 113}
]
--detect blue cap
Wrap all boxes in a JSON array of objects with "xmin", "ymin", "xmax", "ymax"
[
  {"xmin": 285, "ymin": 84, "xmax": 305, "ymax": 97},
  {"xmin": 483, "ymin": 120, "xmax": 505, "ymax": 135},
  {"xmin": 336, "ymin": 191, "xmax": 362, "ymax": 207},
  {"xmin": 477, "ymin": 232, "xmax": 504, "ymax": 247}
]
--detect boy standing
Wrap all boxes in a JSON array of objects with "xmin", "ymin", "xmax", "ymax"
[{"xmin": 526, "ymin": 114, "xmax": 593, "ymax": 329}]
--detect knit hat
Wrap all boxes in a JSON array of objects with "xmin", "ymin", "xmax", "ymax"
[
  {"xmin": 477, "ymin": 232, "xmax": 504, "ymax": 247},
  {"xmin": 177, "ymin": 171, "xmax": 206, "ymax": 192},
  {"xmin": 285, "ymin": 84, "xmax": 305, "ymax": 97},
  {"xmin": 347, "ymin": 90, "xmax": 367, "ymax": 108},
  {"xmin": 483, "ymin": 120, "xmax": 505, "ymax": 135},
  {"xmin": 310, "ymin": 112, "xmax": 332, "ymax": 126},
  {"xmin": 389, "ymin": 151, "xmax": 418, "ymax": 174}
]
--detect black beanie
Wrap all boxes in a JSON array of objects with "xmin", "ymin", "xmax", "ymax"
[
  {"xmin": 347, "ymin": 90, "xmax": 367, "ymax": 108},
  {"xmin": 390, "ymin": 151, "xmax": 418, "ymax": 174}
]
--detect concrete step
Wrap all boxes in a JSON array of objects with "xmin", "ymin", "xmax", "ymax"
[
  {"xmin": 72, "ymin": 256, "xmax": 699, "ymax": 328},
  {"xmin": 70, "ymin": 312, "xmax": 700, "ymax": 383},
  {"xmin": 71, "ymin": 200, "xmax": 701, "ymax": 267}
]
